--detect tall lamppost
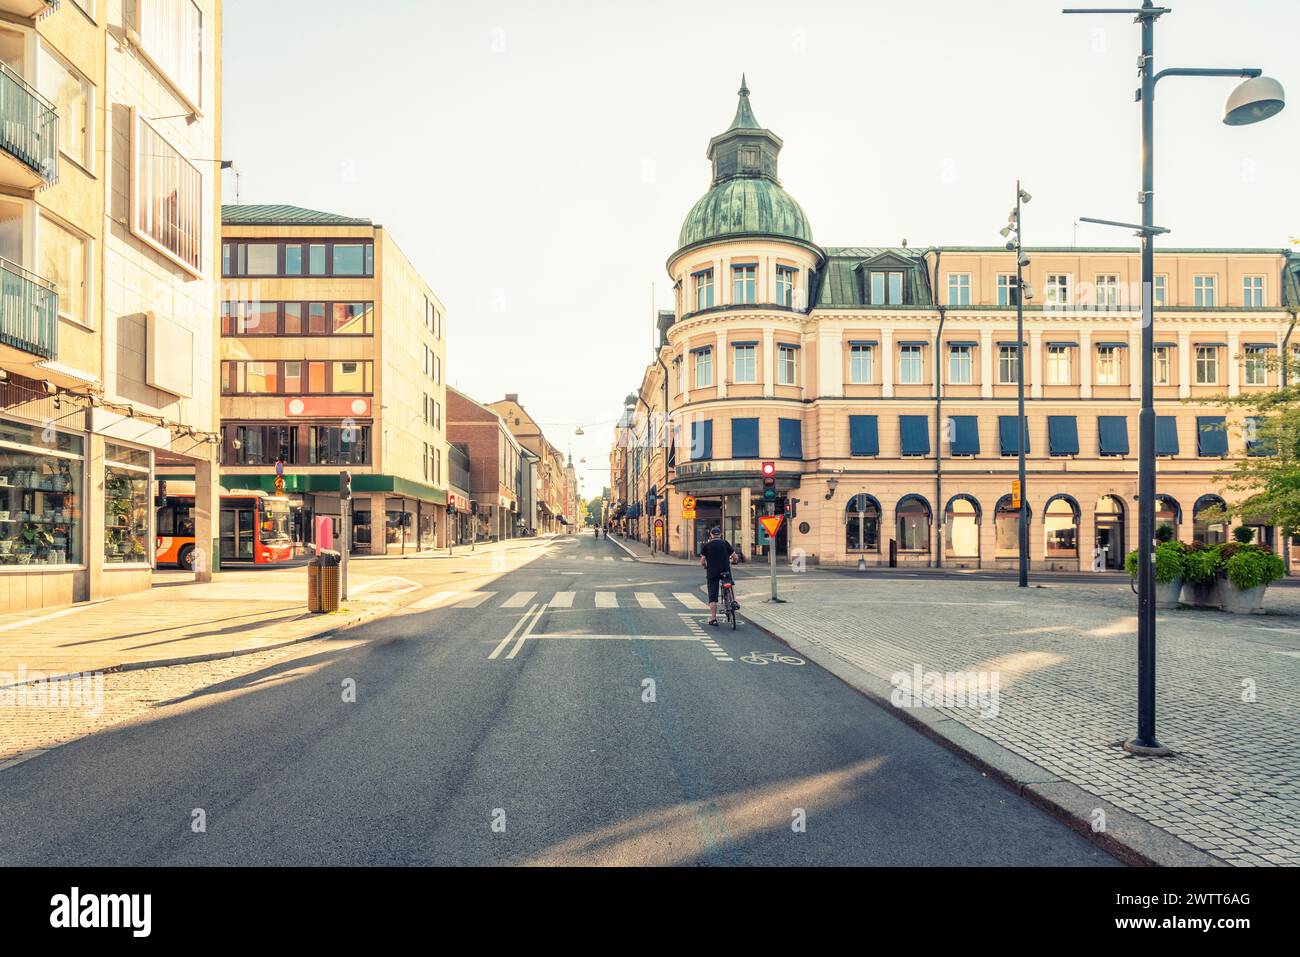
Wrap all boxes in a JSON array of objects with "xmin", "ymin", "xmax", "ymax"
[
  {"xmin": 1064, "ymin": 0, "xmax": 1285, "ymax": 755},
  {"xmin": 1000, "ymin": 185, "xmax": 1033, "ymax": 587}
]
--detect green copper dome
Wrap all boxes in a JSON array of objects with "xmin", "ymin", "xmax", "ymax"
[{"xmin": 676, "ymin": 77, "xmax": 814, "ymax": 252}]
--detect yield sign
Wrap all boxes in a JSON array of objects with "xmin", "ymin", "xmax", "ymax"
[{"xmin": 759, "ymin": 515, "xmax": 784, "ymax": 539}]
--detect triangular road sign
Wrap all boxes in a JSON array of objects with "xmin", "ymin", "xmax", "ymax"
[{"xmin": 759, "ymin": 515, "xmax": 784, "ymax": 539}]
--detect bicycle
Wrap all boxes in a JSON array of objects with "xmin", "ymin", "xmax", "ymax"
[
  {"xmin": 739, "ymin": 651, "xmax": 806, "ymax": 666},
  {"xmin": 719, "ymin": 573, "xmax": 738, "ymax": 630}
]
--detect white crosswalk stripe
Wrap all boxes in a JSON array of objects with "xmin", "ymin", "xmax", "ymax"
[
  {"xmin": 595, "ymin": 592, "xmax": 618, "ymax": 608},
  {"xmin": 412, "ymin": 590, "xmax": 714, "ymax": 611},
  {"xmin": 635, "ymin": 592, "xmax": 664, "ymax": 609},
  {"xmin": 673, "ymin": 592, "xmax": 708, "ymax": 609},
  {"xmin": 550, "ymin": 591, "xmax": 576, "ymax": 608},
  {"xmin": 453, "ymin": 591, "xmax": 495, "ymax": 608},
  {"xmin": 412, "ymin": 591, "xmax": 459, "ymax": 610},
  {"xmin": 501, "ymin": 591, "xmax": 537, "ymax": 608}
]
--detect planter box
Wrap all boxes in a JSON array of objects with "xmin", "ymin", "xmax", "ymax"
[
  {"xmin": 1156, "ymin": 577, "xmax": 1184, "ymax": 609},
  {"xmin": 1182, "ymin": 579, "xmax": 1222, "ymax": 610},
  {"xmin": 1220, "ymin": 581, "xmax": 1268, "ymax": 615}
]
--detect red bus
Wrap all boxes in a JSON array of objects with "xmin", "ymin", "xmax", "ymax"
[{"xmin": 156, "ymin": 490, "xmax": 294, "ymax": 568}]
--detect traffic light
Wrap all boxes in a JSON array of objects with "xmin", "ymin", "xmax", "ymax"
[
  {"xmin": 339, "ymin": 470, "xmax": 352, "ymax": 501},
  {"xmin": 761, "ymin": 461, "xmax": 776, "ymax": 502}
]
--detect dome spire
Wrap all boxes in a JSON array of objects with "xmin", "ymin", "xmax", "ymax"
[{"xmin": 729, "ymin": 73, "xmax": 760, "ymax": 131}]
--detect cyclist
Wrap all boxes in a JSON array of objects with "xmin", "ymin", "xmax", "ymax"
[{"xmin": 698, "ymin": 526, "xmax": 738, "ymax": 626}]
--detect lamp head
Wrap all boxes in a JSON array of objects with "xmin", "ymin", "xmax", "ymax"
[
  {"xmin": 1018, "ymin": 189, "xmax": 1032, "ymax": 204},
  {"xmin": 1223, "ymin": 75, "xmax": 1285, "ymax": 126}
]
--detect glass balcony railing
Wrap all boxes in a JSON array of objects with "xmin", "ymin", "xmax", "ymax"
[
  {"xmin": 0, "ymin": 258, "xmax": 58, "ymax": 360},
  {"xmin": 0, "ymin": 61, "xmax": 58, "ymax": 185}
]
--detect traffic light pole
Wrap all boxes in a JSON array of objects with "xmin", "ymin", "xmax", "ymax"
[
  {"xmin": 339, "ymin": 470, "xmax": 351, "ymax": 602},
  {"xmin": 768, "ymin": 502, "xmax": 779, "ymax": 603}
]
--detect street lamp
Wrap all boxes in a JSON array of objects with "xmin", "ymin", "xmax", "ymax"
[
  {"xmin": 1001, "ymin": 184, "xmax": 1032, "ymax": 588},
  {"xmin": 1064, "ymin": 0, "xmax": 1284, "ymax": 757}
]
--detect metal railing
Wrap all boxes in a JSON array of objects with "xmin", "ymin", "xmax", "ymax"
[
  {"xmin": 0, "ymin": 61, "xmax": 58, "ymax": 185},
  {"xmin": 0, "ymin": 257, "xmax": 58, "ymax": 360}
]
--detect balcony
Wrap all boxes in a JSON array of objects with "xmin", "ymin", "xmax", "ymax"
[
  {"xmin": 0, "ymin": 2, "xmax": 58, "ymax": 19},
  {"xmin": 0, "ymin": 61, "xmax": 58, "ymax": 189},
  {"xmin": 0, "ymin": 258, "xmax": 58, "ymax": 363}
]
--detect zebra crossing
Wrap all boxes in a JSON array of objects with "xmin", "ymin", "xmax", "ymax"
[
  {"xmin": 576, "ymin": 556, "xmax": 634, "ymax": 562},
  {"xmin": 409, "ymin": 588, "xmax": 710, "ymax": 612}
]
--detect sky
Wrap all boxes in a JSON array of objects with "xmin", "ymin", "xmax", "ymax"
[{"xmin": 221, "ymin": 0, "xmax": 1300, "ymax": 501}]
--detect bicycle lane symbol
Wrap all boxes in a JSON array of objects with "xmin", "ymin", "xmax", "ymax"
[{"xmin": 739, "ymin": 652, "xmax": 805, "ymax": 666}]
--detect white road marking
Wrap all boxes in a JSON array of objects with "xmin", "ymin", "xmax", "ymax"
[
  {"xmin": 635, "ymin": 592, "xmax": 664, "ymax": 609},
  {"xmin": 0, "ymin": 602, "xmax": 100, "ymax": 633},
  {"xmin": 673, "ymin": 592, "xmax": 708, "ymax": 609},
  {"xmin": 411, "ymin": 590, "xmax": 459, "ymax": 610},
  {"xmin": 453, "ymin": 591, "xmax": 495, "ymax": 608},
  {"xmin": 488, "ymin": 604, "xmax": 538, "ymax": 660},
  {"xmin": 595, "ymin": 592, "xmax": 618, "ymax": 608},
  {"xmin": 506, "ymin": 603, "xmax": 546, "ymax": 659},
  {"xmin": 621, "ymin": 558, "xmax": 634, "ymax": 562},
  {"xmin": 550, "ymin": 591, "xmax": 576, "ymax": 608},
  {"xmin": 501, "ymin": 591, "xmax": 537, "ymax": 608}
]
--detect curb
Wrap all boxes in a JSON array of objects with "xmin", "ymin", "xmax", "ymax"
[
  {"xmin": 607, "ymin": 535, "xmax": 694, "ymax": 566},
  {"xmin": 736, "ymin": 602, "xmax": 1224, "ymax": 868}
]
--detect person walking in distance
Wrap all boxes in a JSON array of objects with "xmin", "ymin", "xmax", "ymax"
[{"xmin": 698, "ymin": 525, "xmax": 738, "ymax": 626}]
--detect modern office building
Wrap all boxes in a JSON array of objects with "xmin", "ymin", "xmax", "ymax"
[
  {"xmin": 618, "ymin": 78, "xmax": 1300, "ymax": 569},
  {"xmin": 446, "ymin": 386, "xmax": 523, "ymax": 541},
  {"xmin": 217, "ymin": 204, "xmax": 449, "ymax": 554},
  {"xmin": 0, "ymin": 0, "xmax": 223, "ymax": 611}
]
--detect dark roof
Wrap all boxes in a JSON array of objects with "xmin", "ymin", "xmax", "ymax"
[
  {"xmin": 221, "ymin": 204, "xmax": 372, "ymax": 226},
  {"xmin": 728, "ymin": 75, "xmax": 760, "ymax": 131},
  {"xmin": 814, "ymin": 247, "xmax": 934, "ymax": 308},
  {"xmin": 1284, "ymin": 253, "xmax": 1300, "ymax": 309}
]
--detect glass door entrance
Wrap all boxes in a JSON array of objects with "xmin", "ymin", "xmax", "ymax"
[{"xmin": 219, "ymin": 506, "xmax": 256, "ymax": 562}]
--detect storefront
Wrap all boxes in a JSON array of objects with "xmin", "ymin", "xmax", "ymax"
[{"xmin": 0, "ymin": 416, "xmax": 84, "ymax": 577}]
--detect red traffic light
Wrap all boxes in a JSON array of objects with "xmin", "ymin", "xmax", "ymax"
[{"xmin": 761, "ymin": 461, "xmax": 776, "ymax": 477}]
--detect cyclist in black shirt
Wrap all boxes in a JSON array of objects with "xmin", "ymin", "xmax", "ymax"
[{"xmin": 698, "ymin": 526, "xmax": 738, "ymax": 626}]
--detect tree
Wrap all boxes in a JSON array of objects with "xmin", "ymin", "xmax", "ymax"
[
  {"xmin": 585, "ymin": 496, "xmax": 605, "ymax": 526},
  {"xmin": 1196, "ymin": 350, "xmax": 1300, "ymax": 533}
]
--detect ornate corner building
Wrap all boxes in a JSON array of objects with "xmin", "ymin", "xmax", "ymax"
[{"xmin": 613, "ymin": 78, "xmax": 1300, "ymax": 570}]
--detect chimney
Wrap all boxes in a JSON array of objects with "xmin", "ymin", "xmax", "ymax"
[{"xmin": 505, "ymin": 393, "xmax": 519, "ymax": 403}]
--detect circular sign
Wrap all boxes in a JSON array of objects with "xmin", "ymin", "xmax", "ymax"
[
  {"xmin": 288, "ymin": 398, "xmax": 305, "ymax": 415},
  {"xmin": 799, "ymin": 522, "xmax": 810, "ymax": 534},
  {"xmin": 683, "ymin": 496, "xmax": 696, "ymax": 510}
]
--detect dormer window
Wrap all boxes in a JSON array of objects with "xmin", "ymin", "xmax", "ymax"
[
  {"xmin": 738, "ymin": 146, "xmax": 759, "ymax": 171},
  {"xmin": 870, "ymin": 271, "xmax": 904, "ymax": 305}
]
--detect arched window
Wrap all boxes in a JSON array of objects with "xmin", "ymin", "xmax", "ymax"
[
  {"xmin": 1043, "ymin": 494, "xmax": 1080, "ymax": 558},
  {"xmin": 944, "ymin": 494, "xmax": 981, "ymax": 558},
  {"xmin": 1193, "ymin": 494, "xmax": 1227, "ymax": 546},
  {"xmin": 1155, "ymin": 494, "xmax": 1181, "ymax": 537},
  {"xmin": 994, "ymin": 494, "xmax": 1030, "ymax": 558},
  {"xmin": 1094, "ymin": 495, "xmax": 1126, "ymax": 569},
  {"xmin": 896, "ymin": 494, "xmax": 931, "ymax": 552},
  {"xmin": 845, "ymin": 493, "xmax": 880, "ymax": 552}
]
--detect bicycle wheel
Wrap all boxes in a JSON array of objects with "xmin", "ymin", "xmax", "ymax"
[
  {"xmin": 776, "ymin": 654, "xmax": 805, "ymax": 666},
  {"xmin": 727, "ymin": 596, "xmax": 737, "ymax": 629},
  {"xmin": 739, "ymin": 653, "xmax": 769, "ymax": 665}
]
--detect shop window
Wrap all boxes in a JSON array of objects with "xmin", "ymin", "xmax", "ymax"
[
  {"xmin": 104, "ymin": 443, "xmax": 151, "ymax": 564},
  {"xmin": 0, "ymin": 418, "xmax": 84, "ymax": 566}
]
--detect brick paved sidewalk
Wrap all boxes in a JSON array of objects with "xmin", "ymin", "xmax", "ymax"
[{"xmin": 735, "ymin": 573, "xmax": 1300, "ymax": 867}]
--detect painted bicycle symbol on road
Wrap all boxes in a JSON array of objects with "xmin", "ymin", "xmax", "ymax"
[{"xmin": 740, "ymin": 651, "xmax": 805, "ymax": 666}]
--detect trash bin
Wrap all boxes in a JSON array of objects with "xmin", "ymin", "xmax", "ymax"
[{"xmin": 308, "ymin": 549, "xmax": 342, "ymax": 613}]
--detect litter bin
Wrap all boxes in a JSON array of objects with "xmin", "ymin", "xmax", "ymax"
[{"xmin": 308, "ymin": 549, "xmax": 342, "ymax": 613}]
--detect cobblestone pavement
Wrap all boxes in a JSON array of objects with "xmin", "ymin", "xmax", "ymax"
[{"xmin": 734, "ymin": 572, "xmax": 1300, "ymax": 867}]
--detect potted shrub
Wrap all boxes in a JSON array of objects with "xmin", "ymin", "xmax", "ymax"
[
  {"xmin": 1125, "ymin": 537, "xmax": 1187, "ymax": 608},
  {"xmin": 1181, "ymin": 544, "xmax": 1223, "ymax": 609},
  {"xmin": 1219, "ymin": 543, "xmax": 1286, "ymax": 614}
]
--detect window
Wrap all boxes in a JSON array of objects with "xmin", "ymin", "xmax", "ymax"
[
  {"xmin": 777, "ymin": 345, "xmax": 797, "ymax": 385},
  {"xmin": 776, "ymin": 266, "xmax": 795, "ymax": 307},
  {"xmin": 104, "ymin": 444, "xmax": 151, "ymax": 565},
  {"xmin": 845, "ymin": 495, "xmax": 880, "ymax": 552},
  {"xmin": 38, "ymin": 215, "xmax": 90, "ymax": 327},
  {"xmin": 332, "ymin": 302, "xmax": 373, "ymax": 335},
  {"xmin": 1095, "ymin": 346, "xmax": 1120, "ymax": 385},
  {"xmin": 309, "ymin": 244, "xmax": 327, "ymax": 275},
  {"xmin": 693, "ymin": 348, "xmax": 713, "ymax": 388},
  {"xmin": 738, "ymin": 146, "xmax": 759, "ymax": 171},
  {"xmin": 995, "ymin": 499, "xmax": 1024, "ymax": 558},
  {"xmin": 1243, "ymin": 275, "xmax": 1265, "ymax": 307},
  {"xmin": 221, "ymin": 360, "xmax": 372, "ymax": 395},
  {"xmin": 309, "ymin": 425, "xmax": 371, "ymax": 465},
  {"xmin": 225, "ymin": 242, "xmax": 372, "ymax": 278},
  {"xmin": 282, "ymin": 361, "xmax": 301, "ymax": 394},
  {"xmin": 1044, "ymin": 499, "xmax": 1078, "ymax": 558},
  {"xmin": 1153, "ymin": 274, "xmax": 1167, "ymax": 306},
  {"xmin": 1193, "ymin": 275, "xmax": 1216, "ymax": 307},
  {"xmin": 1243, "ymin": 346, "xmax": 1269, "ymax": 386},
  {"xmin": 997, "ymin": 274, "xmax": 1019, "ymax": 306},
  {"xmin": 848, "ymin": 344, "xmax": 873, "ymax": 384},
  {"xmin": 733, "ymin": 344, "xmax": 757, "ymax": 383},
  {"xmin": 945, "ymin": 498, "xmax": 979, "ymax": 558},
  {"xmin": 0, "ymin": 419, "xmax": 85, "ymax": 566},
  {"xmin": 39, "ymin": 43, "xmax": 93, "ymax": 171},
  {"xmin": 948, "ymin": 345, "xmax": 972, "ymax": 384},
  {"xmin": 870, "ymin": 271, "xmax": 904, "ymax": 305},
  {"xmin": 947, "ymin": 273, "xmax": 970, "ymax": 306},
  {"xmin": 132, "ymin": 111, "xmax": 202, "ymax": 273},
  {"xmin": 1046, "ymin": 345, "xmax": 1071, "ymax": 385},
  {"xmin": 71, "ymin": 0, "xmax": 95, "ymax": 17},
  {"xmin": 896, "ymin": 497, "xmax": 930, "ymax": 552},
  {"xmin": 1095, "ymin": 274, "xmax": 1119, "ymax": 310},
  {"xmin": 998, "ymin": 345, "xmax": 1020, "ymax": 384},
  {"xmin": 898, "ymin": 344, "xmax": 923, "ymax": 384},
  {"xmin": 1195, "ymin": 346, "xmax": 1219, "ymax": 384},
  {"xmin": 284, "ymin": 245, "xmax": 303, "ymax": 275},
  {"xmin": 1046, "ymin": 274, "xmax": 1071, "ymax": 307},
  {"xmin": 732, "ymin": 264, "xmax": 756, "ymax": 304},
  {"xmin": 731, "ymin": 418, "xmax": 759, "ymax": 458},
  {"xmin": 245, "ymin": 244, "xmax": 278, "ymax": 276},
  {"xmin": 136, "ymin": 0, "xmax": 204, "ymax": 109},
  {"xmin": 1154, "ymin": 345, "xmax": 1171, "ymax": 385},
  {"xmin": 226, "ymin": 425, "xmax": 296, "ymax": 466},
  {"xmin": 333, "ymin": 244, "xmax": 367, "ymax": 276},
  {"xmin": 694, "ymin": 269, "xmax": 714, "ymax": 311},
  {"xmin": 779, "ymin": 418, "xmax": 802, "ymax": 459}
]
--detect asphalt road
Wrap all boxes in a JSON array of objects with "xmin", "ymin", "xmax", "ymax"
[{"xmin": 0, "ymin": 534, "xmax": 1117, "ymax": 866}]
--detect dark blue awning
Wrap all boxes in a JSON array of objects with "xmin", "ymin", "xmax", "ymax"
[
  {"xmin": 900, "ymin": 415, "xmax": 930, "ymax": 456},
  {"xmin": 949, "ymin": 415, "xmax": 979, "ymax": 455},
  {"xmin": 998, "ymin": 416, "xmax": 1028, "ymax": 455},
  {"xmin": 1156, "ymin": 416, "xmax": 1179, "ymax": 456},
  {"xmin": 849, "ymin": 415, "xmax": 879, "ymax": 456},
  {"xmin": 1197, "ymin": 416, "xmax": 1228, "ymax": 457},
  {"xmin": 1048, "ymin": 416, "xmax": 1079, "ymax": 456},
  {"xmin": 946, "ymin": 341, "xmax": 979, "ymax": 348},
  {"xmin": 1098, "ymin": 416, "xmax": 1130, "ymax": 456}
]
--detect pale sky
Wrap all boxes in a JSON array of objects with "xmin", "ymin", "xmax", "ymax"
[{"xmin": 222, "ymin": 0, "xmax": 1300, "ymax": 499}]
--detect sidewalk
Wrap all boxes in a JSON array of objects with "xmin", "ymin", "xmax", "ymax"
[
  {"xmin": 735, "ymin": 572, "xmax": 1300, "ymax": 867},
  {"xmin": 607, "ymin": 533, "xmax": 695, "ymax": 565}
]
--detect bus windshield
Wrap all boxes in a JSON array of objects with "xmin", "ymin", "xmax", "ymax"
[{"xmin": 260, "ymin": 499, "xmax": 292, "ymax": 547}]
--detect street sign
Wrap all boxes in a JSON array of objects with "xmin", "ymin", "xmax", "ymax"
[
  {"xmin": 682, "ymin": 509, "xmax": 696, "ymax": 520},
  {"xmin": 759, "ymin": 515, "xmax": 784, "ymax": 539},
  {"xmin": 274, "ymin": 476, "xmax": 285, "ymax": 494},
  {"xmin": 654, "ymin": 518, "xmax": 664, "ymax": 537},
  {"xmin": 682, "ymin": 495, "xmax": 696, "ymax": 510},
  {"xmin": 1011, "ymin": 479, "xmax": 1022, "ymax": 510}
]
